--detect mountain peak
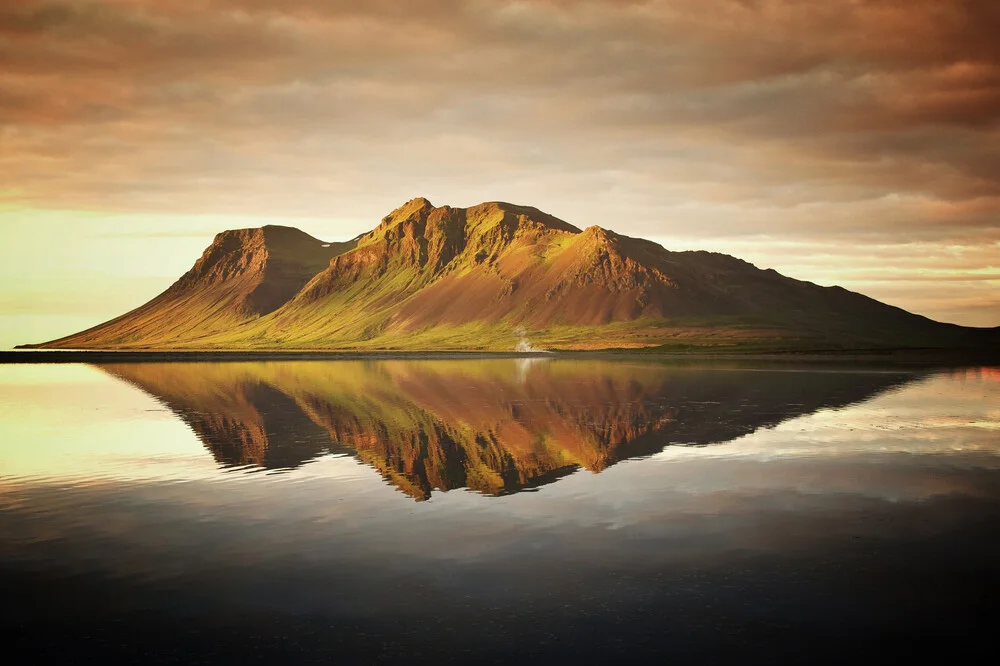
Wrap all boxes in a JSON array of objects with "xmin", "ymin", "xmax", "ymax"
[
  {"xmin": 466, "ymin": 201, "xmax": 582, "ymax": 234},
  {"xmin": 207, "ymin": 224, "xmax": 320, "ymax": 251},
  {"xmin": 582, "ymin": 225, "xmax": 614, "ymax": 240},
  {"xmin": 170, "ymin": 223, "xmax": 352, "ymax": 317},
  {"xmin": 210, "ymin": 225, "xmax": 264, "ymax": 245},
  {"xmin": 382, "ymin": 197, "xmax": 435, "ymax": 222},
  {"xmin": 376, "ymin": 199, "xmax": 581, "ymax": 234},
  {"xmin": 360, "ymin": 198, "xmax": 581, "ymax": 252},
  {"xmin": 184, "ymin": 225, "xmax": 334, "ymax": 288}
]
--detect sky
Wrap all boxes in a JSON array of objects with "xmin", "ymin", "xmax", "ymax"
[{"xmin": 1, "ymin": 0, "xmax": 998, "ymax": 348}]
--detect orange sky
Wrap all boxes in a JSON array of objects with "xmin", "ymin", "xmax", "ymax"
[{"xmin": 1, "ymin": 0, "xmax": 998, "ymax": 347}]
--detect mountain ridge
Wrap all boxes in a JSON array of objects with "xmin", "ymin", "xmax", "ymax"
[{"xmin": 23, "ymin": 198, "xmax": 1000, "ymax": 351}]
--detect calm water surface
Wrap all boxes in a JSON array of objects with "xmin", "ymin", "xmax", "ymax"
[{"xmin": 2, "ymin": 360, "xmax": 999, "ymax": 664}]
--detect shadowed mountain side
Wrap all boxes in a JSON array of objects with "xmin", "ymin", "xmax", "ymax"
[
  {"xmin": 33, "ymin": 226, "xmax": 356, "ymax": 349},
  {"xmin": 99, "ymin": 360, "xmax": 922, "ymax": 500},
  {"xmin": 27, "ymin": 198, "xmax": 1000, "ymax": 351}
]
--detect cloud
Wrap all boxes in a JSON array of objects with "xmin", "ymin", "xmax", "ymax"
[{"xmin": 0, "ymin": 0, "xmax": 998, "ymax": 323}]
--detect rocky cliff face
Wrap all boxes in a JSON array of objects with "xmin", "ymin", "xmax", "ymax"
[
  {"xmin": 171, "ymin": 225, "xmax": 351, "ymax": 316},
  {"xmin": 296, "ymin": 198, "xmax": 581, "ymax": 302}
]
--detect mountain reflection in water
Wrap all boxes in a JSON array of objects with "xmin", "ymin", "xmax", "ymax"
[{"xmin": 102, "ymin": 360, "xmax": 919, "ymax": 500}]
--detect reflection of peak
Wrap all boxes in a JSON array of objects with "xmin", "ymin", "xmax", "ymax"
[
  {"xmin": 195, "ymin": 383, "xmax": 333, "ymax": 469},
  {"xmin": 99, "ymin": 361, "xmax": 922, "ymax": 500}
]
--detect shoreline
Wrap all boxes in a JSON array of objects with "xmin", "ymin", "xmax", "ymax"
[{"xmin": 2, "ymin": 347, "xmax": 998, "ymax": 366}]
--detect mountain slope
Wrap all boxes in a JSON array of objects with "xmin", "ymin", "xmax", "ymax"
[
  {"xmin": 26, "ymin": 199, "xmax": 999, "ymax": 350},
  {"xmin": 35, "ymin": 225, "xmax": 354, "ymax": 348}
]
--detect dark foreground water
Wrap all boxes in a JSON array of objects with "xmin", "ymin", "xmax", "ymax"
[{"xmin": 1, "ymin": 360, "xmax": 999, "ymax": 664}]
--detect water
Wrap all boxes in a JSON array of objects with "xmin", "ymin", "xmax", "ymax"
[{"xmin": 1, "ymin": 360, "xmax": 999, "ymax": 663}]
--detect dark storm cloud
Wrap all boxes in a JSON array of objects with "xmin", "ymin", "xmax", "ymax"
[{"xmin": 1, "ymin": 0, "xmax": 999, "ymax": 243}]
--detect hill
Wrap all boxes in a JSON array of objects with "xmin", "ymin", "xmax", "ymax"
[
  {"xmin": 34, "ymin": 225, "xmax": 354, "ymax": 348},
  {"xmin": 23, "ymin": 198, "xmax": 1000, "ymax": 351}
]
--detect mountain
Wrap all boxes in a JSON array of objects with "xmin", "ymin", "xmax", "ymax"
[
  {"xmin": 25, "ymin": 198, "xmax": 999, "ymax": 350},
  {"xmin": 100, "ymin": 359, "xmax": 921, "ymax": 500},
  {"xmin": 36, "ymin": 225, "xmax": 355, "ymax": 348}
]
